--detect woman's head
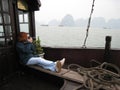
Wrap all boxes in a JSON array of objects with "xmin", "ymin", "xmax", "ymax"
[{"xmin": 17, "ymin": 32, "xmax": 28, "ymax": 42}]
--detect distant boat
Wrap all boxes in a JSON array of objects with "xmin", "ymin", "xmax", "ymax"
[
  {"xmin": 40, "ymin": 24, "xmax": 49, "ymax": 26},
  {"xmin": 103, "ymin": 27, "xmax": 111, "ymax": 29},
  {"xmin": 59, "ymin": 25, "xmax": 64, "ymax": 27}
]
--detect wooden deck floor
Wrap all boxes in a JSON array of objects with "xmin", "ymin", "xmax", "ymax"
[
  {"xmin": 28, "ymin": 65, "xmax": 84, "ymax": 84},
  {"xmin": 0, "ymin": 72, "xmax": 62, "ymax": 90}
]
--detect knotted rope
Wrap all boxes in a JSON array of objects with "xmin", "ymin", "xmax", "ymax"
[{"xmin": 67, "ymin": 61, "xmax": 120, "ymax": 90}]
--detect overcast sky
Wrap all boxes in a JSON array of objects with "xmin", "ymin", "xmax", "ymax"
[{"xmin": 35, "ymin": 0, "xmax": 120, "ymax": 24}]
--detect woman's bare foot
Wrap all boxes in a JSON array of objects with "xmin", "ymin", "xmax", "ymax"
[
  {"xmin": 60, "ymin": 58, "xmax": 65, "ymax": 67},
  {"xmin": 55, "ymin": 61, "xmax": 61, "ymax": 73}
]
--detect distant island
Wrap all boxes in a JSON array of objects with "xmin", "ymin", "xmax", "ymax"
[{"xmin": 37, "ymin": 14, "xmax": 120, "ymax": 29}]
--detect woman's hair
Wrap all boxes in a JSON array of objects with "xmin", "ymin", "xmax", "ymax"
[{"xmin": 17, "ymin": 32, "xmax": 28, "ymax": 42}]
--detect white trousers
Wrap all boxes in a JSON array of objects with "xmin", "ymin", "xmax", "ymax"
[{"xmin": 26, "ymin": 57, "xmax": 56, "ymax": 72}]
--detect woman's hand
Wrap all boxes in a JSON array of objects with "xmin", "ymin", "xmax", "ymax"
[{"xmin": 27, "ymin": 37, "xmax": 33, "ymax": 43}]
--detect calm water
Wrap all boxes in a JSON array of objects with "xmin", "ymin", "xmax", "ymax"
[{"xmin": 36, "ymin": 26, "xmax": 120, "ymax": 49}]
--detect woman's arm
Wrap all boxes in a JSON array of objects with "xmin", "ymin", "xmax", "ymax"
[{"xmin": 16, "ymin": 42, "xmax": 33, "ymax": 54}]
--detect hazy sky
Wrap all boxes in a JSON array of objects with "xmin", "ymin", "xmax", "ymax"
[{"xmin": 35, "ymin": 0, "xmax": 120, "ymax": 24}]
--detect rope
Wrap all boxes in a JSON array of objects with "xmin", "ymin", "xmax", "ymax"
[
  {"xmin": 82, "ymin": 0, "xmax": 96, "ymax": 48},
  {"xmin": 67, "ymin": 62, "xmax": 120, "ymax": 90}
]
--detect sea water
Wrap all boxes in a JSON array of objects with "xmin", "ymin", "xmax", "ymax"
[{"xmin": 36, "ymin": 26, "xmax": 120, "ymax": 49}]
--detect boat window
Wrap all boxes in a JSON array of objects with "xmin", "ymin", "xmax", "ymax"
[
  {"xmin": 0, "ymin": 13, "xmax": 2, "ymax": 23},
  {"xmin": 0, "ymin": 26, "xmax": 4, "ymax": 36},
  {"xmin": 18, "ymin": 10, "xmax": 29, "ymax": 33},
  {"xmin": 19, "ymin": 12, "xmax": 28, "ymax": 23},
  {"xmin": 2, "ymin": 0, "xmax": 9, "ymax": 12},
  {"xmin": 3, "ymin": 14, "xmax": 10, "ymax": 24},
  {"xmin": 19, "ymin": 23, "xmax": 29, "ymax": 32},
  {"xmin": 0, "ymin": 0, "xmax": 13, "ymax": 48},
  {"xmin": 0, "ymin": 38, "xmax": 5, "ymax": 47},
  {"xmin": 5, "ymin": 25, "xmax": 12, "ymax": 36}
]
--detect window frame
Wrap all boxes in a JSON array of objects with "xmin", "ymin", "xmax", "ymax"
[{"xmin": 0, "ymin": 0, "xmax": 13, "ymax": 47}]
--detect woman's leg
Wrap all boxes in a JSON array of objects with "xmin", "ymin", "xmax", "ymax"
[{"xmin": 26, "ymin": 57, "xmax": 56, "ymax": 72}]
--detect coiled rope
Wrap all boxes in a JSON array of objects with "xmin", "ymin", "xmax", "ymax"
[{"xmin": 67, "ymin": 62, "xmax": 120, "ymax": 90}]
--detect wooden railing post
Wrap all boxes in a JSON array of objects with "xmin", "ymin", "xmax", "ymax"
[{"xmin": 104, "ymin": 36, "xmax": 112, "ymax": 62}]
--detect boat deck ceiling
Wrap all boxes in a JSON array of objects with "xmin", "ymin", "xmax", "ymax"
[{"xmin": 28, "ymin": 65, "xmax": 84, "ymax": 84}]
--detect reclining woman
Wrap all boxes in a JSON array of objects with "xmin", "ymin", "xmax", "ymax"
[{"xmin": 16, "ymin": 32, "xmax": 65, "ymax": 73}]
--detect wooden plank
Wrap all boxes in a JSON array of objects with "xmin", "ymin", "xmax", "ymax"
[
  {"xmin": 60, "ymin": 80, "xmax": 82, "ymax": 90},
  {"xmin": 28, "ymin": 65, "xmax": 84, "ymax": 83},
  {"xmin": 62, "ymin": 70, "xmax": 84, "ymax": 83}
]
